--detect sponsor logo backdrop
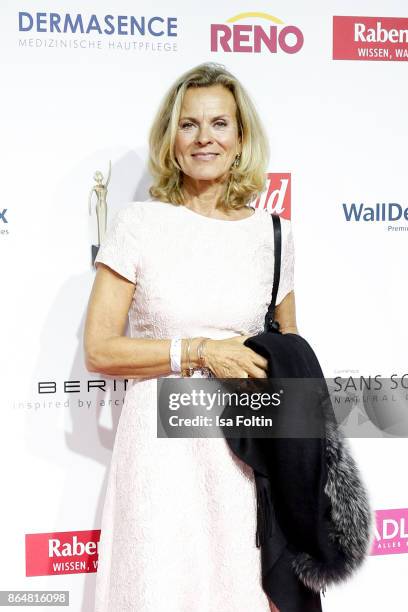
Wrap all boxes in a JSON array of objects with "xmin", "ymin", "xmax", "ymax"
[{"xmin": 1, "ymin": 1, "xmax": 407, "ymax": 610}]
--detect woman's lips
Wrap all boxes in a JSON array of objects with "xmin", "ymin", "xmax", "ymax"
[{"xmin": 191, "ymin": 153, "xmax": 219, "ymax": 161}]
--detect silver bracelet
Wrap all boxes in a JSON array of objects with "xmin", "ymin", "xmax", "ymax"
[
  {"xmin": 170, "ymin": 338, "xmax": 182, "ymax": 373},
  {"xmin": 186, "ymin": 338, "xmax": 193, "ymax": 377}
]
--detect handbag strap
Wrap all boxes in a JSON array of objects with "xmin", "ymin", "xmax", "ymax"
[{"xmin": 263, "ymin": 213, "xmax": 282, "ymax": 333}]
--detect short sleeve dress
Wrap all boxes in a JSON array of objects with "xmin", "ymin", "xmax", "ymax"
[{"xmin": 93, "ymin": 198, "xmax": 295, "ymax": 612}]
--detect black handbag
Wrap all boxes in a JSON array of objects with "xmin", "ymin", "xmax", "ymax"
[{"xmin": 222, "ymin": 213, "xmax": 375, "ymax": 612}]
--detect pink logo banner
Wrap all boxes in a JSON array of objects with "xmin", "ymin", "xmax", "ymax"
[
  {"xmin": 371, "ymin": 508, "xmax": 408, "ymax": 556},
  {"xmin": 25, "ymin": 529, "xmax": 100, "ymax": 576},
  {"xmin": 333, "ymin": 16, "xmax": 408, "ymax": 61}
]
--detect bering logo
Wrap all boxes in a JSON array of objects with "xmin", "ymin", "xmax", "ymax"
[{"xmin": 211, "ymin": 12, "xmax": 304, "ymax": 54}]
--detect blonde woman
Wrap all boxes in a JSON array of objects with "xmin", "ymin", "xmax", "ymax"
[{"xmin": 84, "ymin": 62, "xmax": 297, "ymax": 612}]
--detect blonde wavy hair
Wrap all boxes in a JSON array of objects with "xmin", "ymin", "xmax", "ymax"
[{"xmin": 148, "ymin": 62, "xmax": 269, "ymax": 212}]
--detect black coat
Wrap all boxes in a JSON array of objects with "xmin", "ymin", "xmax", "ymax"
[{"xmin": 222, "ymin": 331, "xmax": 375, "ymax": 612}]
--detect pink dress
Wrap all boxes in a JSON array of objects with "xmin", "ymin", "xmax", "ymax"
[{"xmin": 93, "ymin": 198, "xmax": 295, "ymax": 611}]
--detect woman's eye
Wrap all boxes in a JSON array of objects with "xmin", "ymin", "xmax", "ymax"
[{"xmin": 180, "ymin": 121, "xmax": 227, "ymax": 129}]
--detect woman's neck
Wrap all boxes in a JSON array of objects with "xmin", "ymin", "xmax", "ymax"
[{"xmin": 181, "ymin": 177, "xmax": 226, "ymax": 215}]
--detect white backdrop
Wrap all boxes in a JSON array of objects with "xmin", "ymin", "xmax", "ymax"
[{"xmin": 1, "ymin": 1, "xmax": 407, "ymax": 610}]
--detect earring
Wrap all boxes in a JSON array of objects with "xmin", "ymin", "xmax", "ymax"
[{"xmin": 232, "ymin": 153, "xmax": 241, "ymax": 168}]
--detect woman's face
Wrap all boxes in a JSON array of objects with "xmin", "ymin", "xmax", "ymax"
[{"xmin": 174, "ymin": 84, "xmax": 242, "ymax": 184}]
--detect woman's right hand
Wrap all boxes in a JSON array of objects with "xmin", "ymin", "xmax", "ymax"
[{"xmin": 203, "ymin": 335, "xmax": 268, "ymax": 378}]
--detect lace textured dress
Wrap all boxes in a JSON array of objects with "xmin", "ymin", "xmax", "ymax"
[{"xmin": 93, "ymin": 198, "xmax": 295, "ymax": 612}]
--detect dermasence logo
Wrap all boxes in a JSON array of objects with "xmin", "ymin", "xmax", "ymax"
[
  {"xmin": 18, "ymin": 11, "xmax": 177, "ymax": 36},
  {"xmin": 17, "ymin": 11, "xmax": 179, "ymax": 52},
  {"xmin": 211, "ymin": 12, "xmax": 304, "ymax": 54}
]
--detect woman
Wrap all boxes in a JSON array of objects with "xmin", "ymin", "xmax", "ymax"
[{"xmin": 84, "ymin": 62, "xmax": 298, "ymax": 612}]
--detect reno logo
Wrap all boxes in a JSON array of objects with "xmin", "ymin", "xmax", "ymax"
[
  {"xmin": 211, "ymin": 12, "xmax": 304, "ymax": 54},
  {"xmin": 372, "ymin": 508, "xmax": 408, "ymax": 555},
  {"xmin": 333, "ymin": 16, "xmax": 408, "ymax": 61},
  {"xmin": 254, "ymin": 173, "xmax": 291, "ymax": 220}
]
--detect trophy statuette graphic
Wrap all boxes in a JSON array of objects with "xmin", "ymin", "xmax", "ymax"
[{"xmin": 89, "ymin": 160, "xmax": 111, "ymax": 265}]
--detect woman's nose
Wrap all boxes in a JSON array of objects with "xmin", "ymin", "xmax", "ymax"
[{"xmin": 196, "ymin": 125, "xmax": 213, "ymax": 144}]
